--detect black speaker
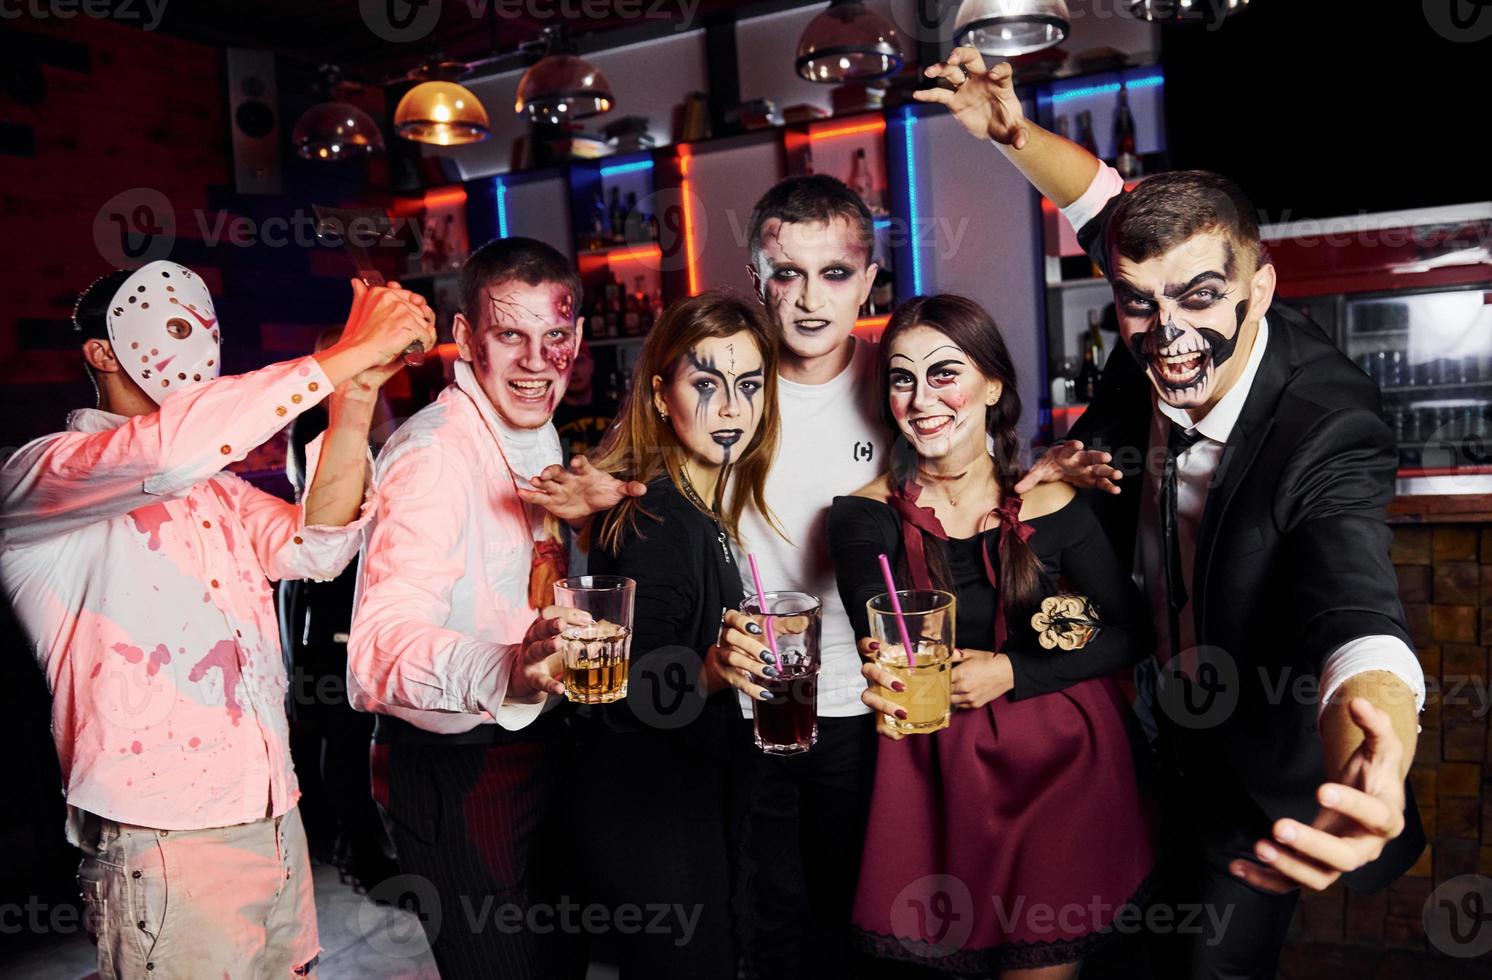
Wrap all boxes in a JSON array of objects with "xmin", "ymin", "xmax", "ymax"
[{"xmin": 226, "ymin": 48, "xmax": 281, "ymax": 195}]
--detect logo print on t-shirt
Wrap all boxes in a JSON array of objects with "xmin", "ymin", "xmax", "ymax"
[{"xmin": 853, "ymin": 441, "xmax": 874, "ymax": 462}]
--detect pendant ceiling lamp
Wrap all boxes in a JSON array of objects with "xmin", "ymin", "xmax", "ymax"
[
  {"xmin": 953, "ymin": 0, "xmax": 1070, "ymax": 58},
  {"xmin": 515, "ymin": 26, "xmax": 614, "ymax": 126},
  {"xmin": 291, "ymin": 66, "xmax": 385, "ymax": 161},
  {"xmin": 394, "ymin": 60, "xmax": 490, "ymax": 146},
  {"xmin": 1126, "ymin": 0, "xmax": 1249, "ymax": 24},
  {"xmin": 795, "ymin": 0, "xmax": 905, "ymax": 83}
]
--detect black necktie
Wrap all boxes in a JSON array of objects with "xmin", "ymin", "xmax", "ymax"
[{"xmin": 1160, "ymin": 421, "xmax": 1202, "ymax": 661}]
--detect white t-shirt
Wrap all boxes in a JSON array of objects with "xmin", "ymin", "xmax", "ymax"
[{"xmin": 736, "ymin": 339, "xmax": 888, "ymax": 717}]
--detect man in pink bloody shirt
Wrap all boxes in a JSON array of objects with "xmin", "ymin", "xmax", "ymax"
[
  {"xmin": 348, "ymin": 236, "xmax": 644, "ymax": 980},
  {"xmin": 0, "ymin": 260, "xmax": 435, "ymax": 980}
]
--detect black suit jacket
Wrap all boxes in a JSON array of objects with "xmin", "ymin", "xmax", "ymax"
[{"xmin": 1066, "ymin": 196, "xmax": 1425, "ymax": 893}]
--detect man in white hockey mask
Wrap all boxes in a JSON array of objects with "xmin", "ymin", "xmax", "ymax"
[{"xmin": 1, "ymin": 259, "xmax": 436, "ymax": 979}]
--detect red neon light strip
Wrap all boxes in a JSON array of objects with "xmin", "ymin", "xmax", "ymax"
[
  {"xmin": 853, "ymin": 315, "xmax": 889, "ymax": 331},
  {"xmin": 811, "ymin": 119, "xmax": 887, "ymax": 141},
  {"xmin": 679, "ymin": 152, "xmax": 700, "ymax": 295},
  {"xmin": 577, "ymin": 245, "xmax": 663, "ymax": 269},
  {"xmin": 424, "ymin": 186, "xmax": 468, "ymax": 209}
]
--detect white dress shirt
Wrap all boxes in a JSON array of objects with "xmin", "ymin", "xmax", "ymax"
[
  {"xmin": 0, "ymin": 356, "xmax": 370, "ymax": 840},
  {"xmin": 1060, "ymin": 164, "xmax": 1425, "ymax": 717},
  {"xmin": 348, "ymin": 359, "xmax": 558, "ymax": 734}
]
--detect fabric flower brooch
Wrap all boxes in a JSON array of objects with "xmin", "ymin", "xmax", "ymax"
[{"xmin": 1031, "ymin": 593, "xmax": 1101, "ymax": 651}]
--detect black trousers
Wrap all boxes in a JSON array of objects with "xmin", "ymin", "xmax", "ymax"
[
  {"xmin": 564, "ymin": 722, "xmax": 736, "ymax": 979},
  {"xmin": 380, "ymin": 714, "xmax": 578, "ymax": 980},
  {"xmin": 732, "ymin": 713, "xmax": 879, "ymax": 980},
  {"xmin": 1148, "ymin": 734, "xmax": 1300, "ymax": 980}
]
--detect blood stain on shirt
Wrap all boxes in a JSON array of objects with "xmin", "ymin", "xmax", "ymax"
[
  {"xmin": 130, "ymin": 741, "xmax": 143, "ymax": 754},
  {"xmin": 189, "ymin": 737, "xmax": 201, "ymax": 748},
  {"xmin": 112, "ymin": 642, "xmax": 144, "ymax": 665},
  {"xmin": 146, "ymin": 644, "xmax": 172, "ymax": 676},
  {"xmin": 188, "ymin": 640, "xmax": 245, "ymax": 725},
  {"xmin": 129, "ymin": 503, "xmax": 173, "ymax": 551}
]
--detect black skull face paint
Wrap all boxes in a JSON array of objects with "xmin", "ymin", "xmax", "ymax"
[
  {"xmin": 660, "ymin": 333, "xmax": 767, "ymax": 487},
  {"xmin": 1113, "ymin": 234, "xmax": 1254, "ymax": 411}
]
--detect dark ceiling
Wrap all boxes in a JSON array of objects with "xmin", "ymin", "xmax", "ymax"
[{"xmin": 128, "ymin": 0, "xmax": 807, "ymax": 82}]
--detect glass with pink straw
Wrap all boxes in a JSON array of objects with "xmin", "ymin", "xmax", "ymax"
[
  {"xmin": 743, "ymin": 554, "xmax": 822, "ymax": 755},
  {"xmin": 868, "ymin": 553, "xmax": 955, "ymax": 734}
]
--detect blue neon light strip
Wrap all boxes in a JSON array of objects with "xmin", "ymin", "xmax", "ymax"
[
  {"xmin": 874, "ymin": 217, "xmax": 891, "ymax": 230},
  {"xmin": 599, "ymin": 159, "xmax": 654, "ymax": 177},
  {"xmin": 495, "ymin": 179, "xmax": 509, "ymax": 238},
  {"xmin": 1049, "ymin": 73, "xmax": 1164, "ymax": 104},
  {"xmin": 903, "ymin": 107, "xmax": 923, "ymax": 296}
]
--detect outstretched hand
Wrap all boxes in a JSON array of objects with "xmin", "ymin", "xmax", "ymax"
[
  {"xmin": 1231, "ymin": 698, "xmax": 1408, "ymax": 893},
  {"xmin": 912, "ymin": 47, "xmax": 1030, "ymax": 148},
  {"xmin": 1014, "ymin": 440, "xmax": 1124, "ymax": 496},
  {"xmin": 516, "ymin": 456, "xmax": 647, "ymax": 525}
]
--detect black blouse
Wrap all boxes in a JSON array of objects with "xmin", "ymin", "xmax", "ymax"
[
  {"xmin": 586, "ymin": 475, "xmax": 743, "ymax": 741},
  {"xmin": 827, "ymin": 489, "xmax": 1152, "ymax": 701}
]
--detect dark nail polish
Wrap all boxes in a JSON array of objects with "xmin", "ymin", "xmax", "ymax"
[
  {"xmin": 764, "ymin": 664, "xmax": 780, "ymax": 678},
  {"xmin": 895, "ymin": 709, "xmax": 908, "ymax": 720},
  {"xmin": 892, "ymin": 681, "xmax": 906, "ymax": 692},
  {"xmin": 746, "ymin": 622, "xmax": 763, "ymax": 636},
  {"xmin": 868, "ymin": 640, "xmax": 880, "ymax": 650},
  {"xmin": 759, "ymin": 650, "xmax": 776, "ymax": 664}
]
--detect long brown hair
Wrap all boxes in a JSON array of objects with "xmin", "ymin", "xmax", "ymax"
[
  {"xmin": 878, "ymin": 294, "xmax": 1046, "ymax": 610},
  {"xmin": 593, "ymin": 290, "xmax": 783, "ymax": 553}
]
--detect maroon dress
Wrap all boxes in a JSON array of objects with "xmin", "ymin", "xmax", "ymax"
[{"xmin": 828, "ymin": 490, "xmax": 1156, "ymax": 974}]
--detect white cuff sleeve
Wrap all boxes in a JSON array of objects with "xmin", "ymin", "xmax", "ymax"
[
  {"xmin": 1058, "ymin": 162, "xmax": 1126, "ymax": 236},
  {"xmin": 1318, "ymin": 635, "xmax": 1426, "ymax": 720}
]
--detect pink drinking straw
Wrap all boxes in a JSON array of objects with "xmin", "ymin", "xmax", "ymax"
[
  {"xmin": 876, "ymin": 553, "xmax": 916, "ymax": 666},
  {"xmin": 746, "ymin": 553, "xmax": 783, "ymax": 670}
]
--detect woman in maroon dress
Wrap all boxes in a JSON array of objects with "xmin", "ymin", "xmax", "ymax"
[{"xmin": 828, "ymin": 294, "xmax": 1155, "ymax": 978}]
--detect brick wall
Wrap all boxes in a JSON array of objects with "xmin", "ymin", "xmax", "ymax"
[{"xmin": 1291, "ymin": 522, "xmax": 1492, "ymax": 955}]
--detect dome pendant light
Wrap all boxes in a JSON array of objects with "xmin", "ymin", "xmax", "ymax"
[
  {"xmin": 291, "ymin": 66, "xmax": 385, "ymax": 161},
  {"xmin": 515, "ymin": 26, "xmax": 615, "ymax": 126},
  {"xmin": 795, "ymin": 0, "xmax": 905, "ymax": 84},
  {"xmin": 395, "ymin": 60, "xmax": 490, "ymax": 146},
  {"xmin": 953, "ymin": 0, "xmax": 1071, "ymax": 59}
]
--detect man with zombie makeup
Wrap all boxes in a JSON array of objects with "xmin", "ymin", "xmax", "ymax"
[
  {"xmin": 0, "ymin": 260, "xmax": 435, "ymax": 979},
  {"xmin": 347, "ymin": 236, "xmax": 644, "ymax": 980},
  {"xmin": 710, "ymin": 175, "xmax": 891, "ymax": 979},
  {"xmin": 919, "ymin": 47, "xmax": 1427, "ymax": 979}
]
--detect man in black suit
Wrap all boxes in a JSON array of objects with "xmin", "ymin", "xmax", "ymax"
[{"xmin": 918, "ymin": 48, "xmax": 1426, "ymax": 979}]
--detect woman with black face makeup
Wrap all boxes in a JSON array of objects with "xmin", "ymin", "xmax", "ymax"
[
  {"xmin": 562, "ymin": 290, "xmax": 784, "ymax": 979},
  {"xmin": 828, "ymin": 295, "xmax": 1155, "ymax": 979}
]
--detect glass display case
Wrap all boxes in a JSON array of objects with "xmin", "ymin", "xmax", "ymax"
[{"xmin": 1339, "ymin": 285, "xmax": 1492, "ymax": 475}]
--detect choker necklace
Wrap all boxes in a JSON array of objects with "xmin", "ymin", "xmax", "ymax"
[{"xmin": 680, "ymin": 468, "xmax": 734, "ymax": 566}]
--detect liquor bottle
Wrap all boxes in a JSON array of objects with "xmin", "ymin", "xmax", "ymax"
[
  {"xmin": 848, "ymin": 148, "xmax": 877, "ymax": 212},
  {"xmin": 590, "ymin": 191, "xmax": 606, "ymax": 248},
  {"xmin": 624, "ymin": 191, "xmax": 640, "ymax": 242},
  {"xmin": 608, "ymin": 187, "xmax": 625, "ymax": 245},
  {"xmin": 1113, "ymin": 84, "xmax": 1140, "ymax": 179},
  {"xmin": 871, "ymin": 267, "xmax": 894, "ymax": 314},
  {"xmin": 1075, "ymin": 110, "xmax": 1099, "ymax": 158},
  {"xmin": 1075, "ymin": 309, "xmax": 1104, "ymax": 402}
]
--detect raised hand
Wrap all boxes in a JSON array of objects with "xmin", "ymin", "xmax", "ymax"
[
  {"xmin": 1231, "ymin": 698, "xmax": 1409, "ymax": 893},
  {"xmin": 517, "ymin": 456, "xmax": 648, "ymax": 525},
  {"xmin": 912, "ymin": 47, "xmax": 1030, "ymax": 148},
  {"xmin": 1014, "ymin": 440, "xmax": 1124, "ymax": 496}
]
